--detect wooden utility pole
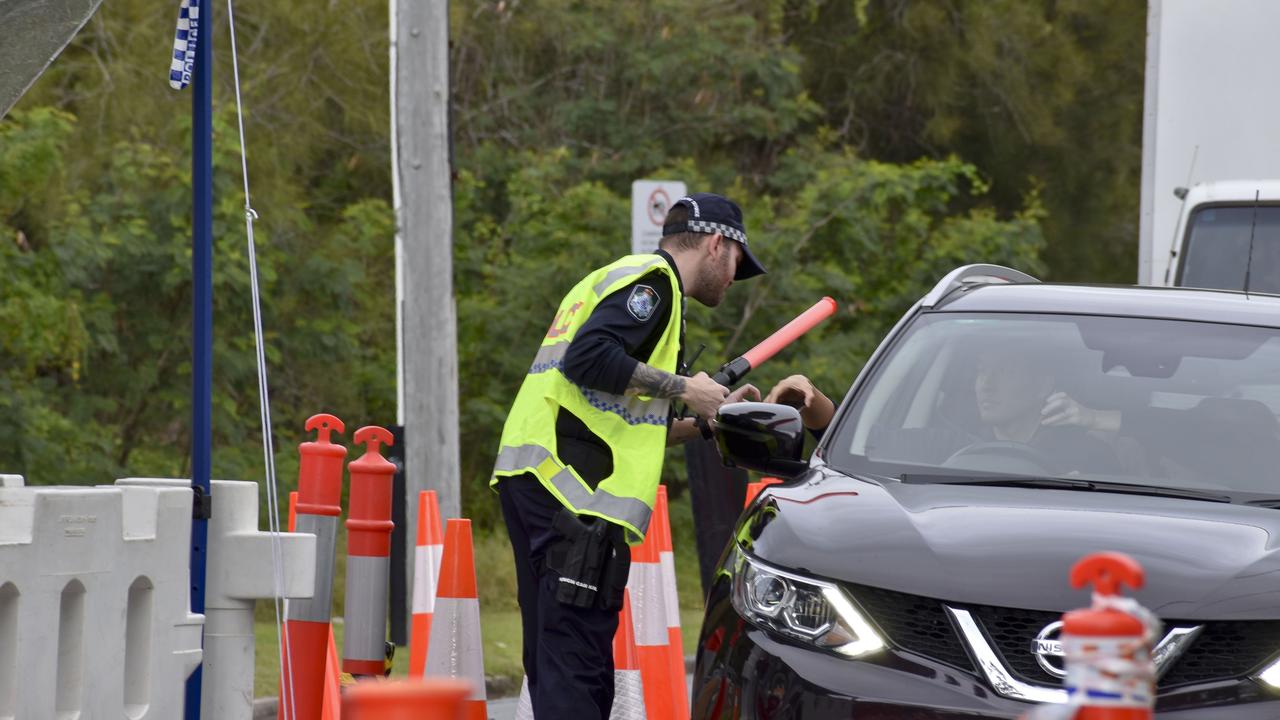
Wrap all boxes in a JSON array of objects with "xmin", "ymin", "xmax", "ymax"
[{"xmin": 393, "ymin": 0, "xmax": 460, "ymax": 626}]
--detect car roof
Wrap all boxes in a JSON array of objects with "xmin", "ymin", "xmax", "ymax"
[{"xmin": 935, "ymin": 283, "xmax": 1280, "ymax": 328}]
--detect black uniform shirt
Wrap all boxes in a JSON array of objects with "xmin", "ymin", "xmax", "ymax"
[{"xmin": 557, "ymin": 250, "xmax": 684, "ymax": 486}]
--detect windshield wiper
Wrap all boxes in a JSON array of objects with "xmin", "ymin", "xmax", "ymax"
[{"xmin": 900, "ymin": 473, "xmax": 1233, "ymax": 503}]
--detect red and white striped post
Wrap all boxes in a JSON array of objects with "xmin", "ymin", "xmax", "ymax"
[
  {"xmin": 342, "ymin": 426, "xmax": 397, "ymax": 678},
  {"xmin": 281, "ymin": 414, "xmax": 346, "ymax": 720}
]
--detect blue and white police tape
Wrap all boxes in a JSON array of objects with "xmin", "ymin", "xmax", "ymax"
[{"xmin": 169, "ymin": 0, "xmax": 200, "ymax": 90}]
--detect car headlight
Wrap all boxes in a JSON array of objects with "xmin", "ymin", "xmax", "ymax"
[
  {"xmin": 730, "ymin": 544, "xmax": 885, "ymax": 658},
  {"xmin": 1257, "ymin": 657, "xmax": 1280, "ymax": 689}
]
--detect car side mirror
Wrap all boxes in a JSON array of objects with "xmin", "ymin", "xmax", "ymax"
[{"xmin": 714, "ymin": 402, "xmax": 809, "ymax": 478}]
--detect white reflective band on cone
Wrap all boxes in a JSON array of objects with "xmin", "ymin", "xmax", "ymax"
[
  {"xmin": 344, "ymin": 555, "xmax": 391, "ymax": 663},
  {"xmin": 611, "ymin": 668, "xmax": 647, "ymax": 720},
  {"xmin": 627, "ymin": 562, "xmax": 669, "ymax": 647},
  {"xmin": 659, "ymin": 550, "xmax": 681, "ymax": 630},
  {"xmin": 515, "ymin": 677, "xmax": 534, "ymax": 720},
  {"xmin": 425, "ymin": 596, "xmax": 488, "ymax": 700},
  {"xmin": 514, "ymin": 668, "xmax": 645, "ymax": 719},
  {"xmin": 290, "ymin": 514, "xmax": 339, "ymax": 623},
  {"xmin": 412, "ymin": 543, "xmax": 443, "ymax": 614}
]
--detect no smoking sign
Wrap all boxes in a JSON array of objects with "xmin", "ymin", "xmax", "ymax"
[{"xmin": 631, "ymin": 180, "xmax": 686, "ymax": 255}]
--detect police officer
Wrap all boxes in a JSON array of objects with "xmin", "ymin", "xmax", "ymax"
[{"xmin": 491, "ymin": 193, "xmax": 766, "ymax": 718}]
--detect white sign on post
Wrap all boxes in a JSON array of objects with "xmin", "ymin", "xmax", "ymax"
[{"xmin": 631, "ymin": 180, "xmax": 687, "ymax": 255}]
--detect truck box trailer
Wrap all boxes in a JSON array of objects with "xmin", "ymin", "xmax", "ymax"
[{"xmin": 1139, "ymin": 0, "xmax": 1280, "ymax": 290}]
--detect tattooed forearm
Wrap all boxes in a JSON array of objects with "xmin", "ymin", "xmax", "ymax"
[{"xmin": 626, "ymin": 362, "xmax": 686, "ymax": 398}]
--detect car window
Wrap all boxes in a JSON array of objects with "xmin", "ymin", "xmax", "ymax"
[
  {"xmin": 833, "ymin": 312, "xmax": 1280, "ymax": 495},
  {"xmin": 1179, "ymin": 206, "xmax": 1280, "ymax": 294}
]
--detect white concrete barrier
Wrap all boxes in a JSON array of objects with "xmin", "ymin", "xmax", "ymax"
[
  {"xmin": 0, "ymin": 476, "xmax": 204, "ymax": 719},
  {"xmin": 198, "ymin": 479, "xmax": 315, "ymax": 720}
]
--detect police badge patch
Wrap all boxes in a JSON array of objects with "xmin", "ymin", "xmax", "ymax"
[{"xmin": 626, "ymin": 285, "xmax": 661, "ymax": 322}]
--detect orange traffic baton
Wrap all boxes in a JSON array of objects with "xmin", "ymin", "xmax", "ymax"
[
  {"xmin": 654, "ymin": 486, "xmax": 689, "ymax": 719},
  {"xmin": 343, "ymin": 426, "xmax": 397, "ymax": 677},
  {"xmin": 425, "ymin": 518, "xmax": 488, "ymax": 720},
  {"xmin": 342, "ymin": 678, "xmax": 471, "ymax": 720},
  {"xmin": 408, "ymin": 490, "xmax": 444, "ymax": 677},
  {"xmin": 281, "ymin": 414, "xmax": 346, "ymax": 720}
]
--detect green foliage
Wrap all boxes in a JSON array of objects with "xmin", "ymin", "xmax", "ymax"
[{"xmin": 3, "ymin": 0, "xmax": 1148, "ymax": 525}]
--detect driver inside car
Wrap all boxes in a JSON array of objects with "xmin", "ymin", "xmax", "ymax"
[{"xmin": 958, "ymin": 348, "xmax": 1120, "ymax": 475}]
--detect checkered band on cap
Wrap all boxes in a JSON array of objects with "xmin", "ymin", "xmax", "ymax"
[{"xmin": 687, "ymin": 220, "xmax": 747, "ymax": 245}]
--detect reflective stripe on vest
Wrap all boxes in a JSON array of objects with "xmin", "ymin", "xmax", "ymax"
[
  {"xmin": 529, "ymin": 343, "xmax": 669, "ymax": 425},
  {"xmin": 494, "ymin": 444, "xmax": 653, "ymax": 533},
  {"xmin": 592, "ymin": 257, "xmax": 666, "ymax": 296}
]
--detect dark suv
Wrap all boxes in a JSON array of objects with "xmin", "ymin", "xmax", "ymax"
[{"xmin": 695, "ymin": 265, "xmax": 1280, "ymax": 719}]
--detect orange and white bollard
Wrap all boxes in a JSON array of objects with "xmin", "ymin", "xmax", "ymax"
[
  {"xmin": 281, "ymin": 414, "xmax": 346, "ymax": 720},
  {"xmin": 654, "ymin": 486, "xmax": 689, "ymax": 719},
  {"xmin": 342, "ymin": 426, "xmax": 397, "ymax": 677},
  {"xmin": 628, "ymin": 512, "xmax": 674, "ymax": 720},
  {"xmin": 286, "ymin": 491, "xmax": 341, "ymax": 720},
  {"xmin": 1064, "ymin": 553, "xmax": 1156, "ymax": 719},
  {"xmin": 342, "ymin": 678, "xmax": 471, "ymax": 720},
  {"xmin": 425, "ymin": 518, "xmax": 489, "ymax": 720},
  {"xmin": 408, "ymin": 490, "xmax": 444, "ymax": 677},
  {"xmin": 1021, "ymin": 552, "xmax": 1157, "ymax": 720}
]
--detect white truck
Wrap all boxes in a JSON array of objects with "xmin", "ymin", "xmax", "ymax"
[{"xmin": 1139, "ymin": 0, "xmax": 1280, "ymax": 291}]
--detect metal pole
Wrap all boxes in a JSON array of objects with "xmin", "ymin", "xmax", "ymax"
[{"xmin": 185, "ymin": 0, "xmax": 213, "ymax": 714}]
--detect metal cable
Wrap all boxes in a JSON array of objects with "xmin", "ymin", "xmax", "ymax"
[{"xmin": 225, "ymin": 2, "xmax": 297, "ymax": 717}]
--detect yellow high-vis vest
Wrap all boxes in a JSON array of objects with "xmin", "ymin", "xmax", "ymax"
[{"xmin": 491, "ymin": 254, "xmax": 682, "ymax": 543}]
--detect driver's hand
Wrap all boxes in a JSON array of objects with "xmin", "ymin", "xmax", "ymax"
[
  {"xmin": 1041, "ymin": 392, "xmax": 1097, "ymax": 429},
  {"xmin": 765, "ymin": 374, "xmax": 835, "ymax": 430},
  {"xmin": 725, "ymin": 383, "xmax": 761, "ymax": 404}
]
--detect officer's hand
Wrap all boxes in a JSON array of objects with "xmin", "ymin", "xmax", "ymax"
[{"xmin": 682, "ymin": 371, "xmax": 730, "ymax": 420}]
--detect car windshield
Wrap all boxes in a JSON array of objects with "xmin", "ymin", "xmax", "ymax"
[{"xmin": 829, "ymin": 312, "xmax": 1280, "ymax": 497}]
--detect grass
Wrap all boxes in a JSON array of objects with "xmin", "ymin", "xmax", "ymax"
[{"xmin": 254, "ymin": 490, "xmax": 714, "ymax": 699}]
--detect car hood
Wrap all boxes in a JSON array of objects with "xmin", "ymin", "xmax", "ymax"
[{"xmin": 750, "ymin": 466, "xmax": 1280, "ymax": 619}]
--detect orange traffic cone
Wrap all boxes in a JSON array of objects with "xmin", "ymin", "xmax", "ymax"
[
  {"xmin": 628, "ymin": 511, "xmax": 674, "ymax": 720},
  {"xmin": 513, "ymin": 589, "xmax": 648, "ymax": 720},
  {"xmin": 611, "ymin": 589, "xmax": 647, "ymax": 720},
  {"xmin": 743, "ymin": 477, "xmax": 783, "ymax": 508},
  {"xmin": 342, "ymin": 678, "xmax": 471, "ymax": 720},
  {"xmin": 321, "ymin": 626, "xmax": 341, "ymax": 720},
  {"xmin": 514, "ymin": 677, "xmax": 533, "ymax": 720},
  {"xmin": 425, "ymin": 519, "xmax": 488, "ymax": 720},
  {"xmin": 409, "ymin": 490, "xmax": 444, "ymax": 677},
  {"xmin": 654, "ymin": 487, "xmax": 689, "ymax": 719}
]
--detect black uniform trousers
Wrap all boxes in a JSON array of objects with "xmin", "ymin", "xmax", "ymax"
[{"xmin": 499, "ymin": 474, "xmax": 622, "ymax": 719}]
